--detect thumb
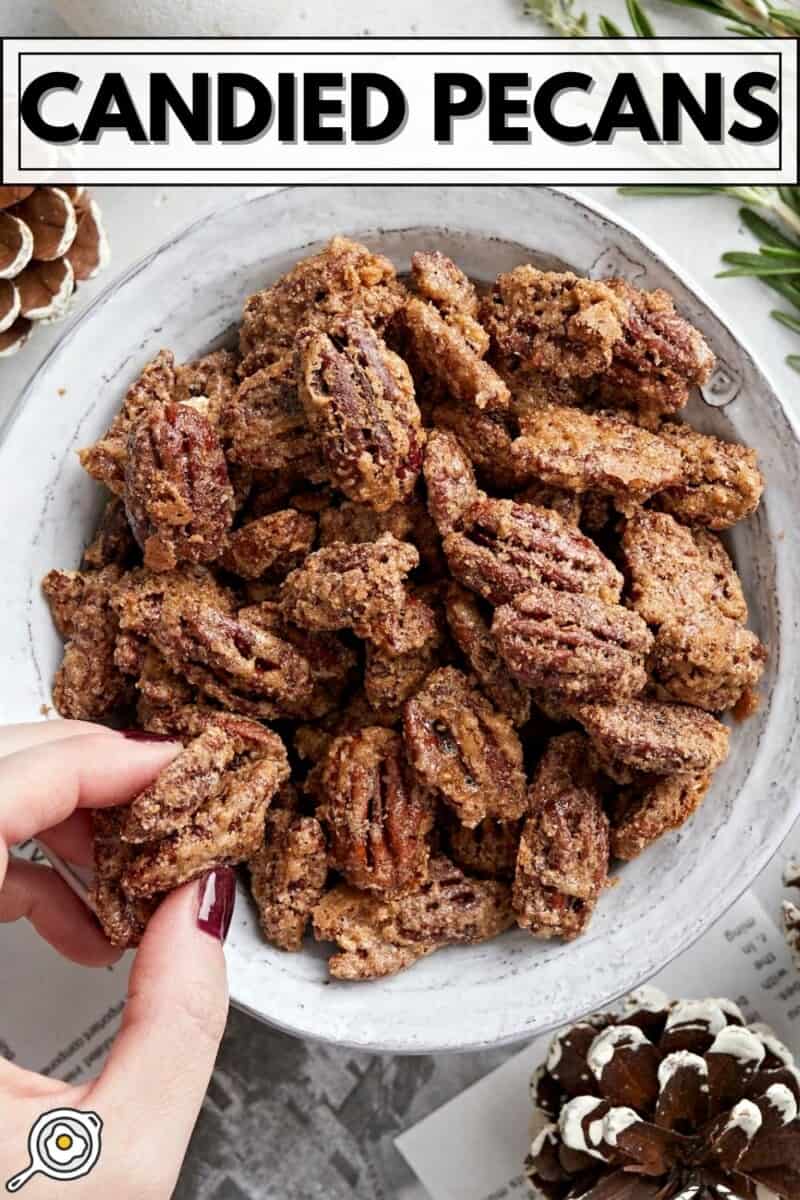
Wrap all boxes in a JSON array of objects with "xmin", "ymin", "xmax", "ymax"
[{"xmin": 89, "ymin": 869, "xmax": 234, "ymax": 1186}]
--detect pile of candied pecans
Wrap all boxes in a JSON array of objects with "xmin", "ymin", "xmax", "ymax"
[{"xmin": 43, "ymin": 236, "xmax": 766, "ymax": 979}]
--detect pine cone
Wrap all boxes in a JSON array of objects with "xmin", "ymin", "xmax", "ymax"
[
  {"xmin": 783, "ymin": 857, "xmax": 800, "ymax": 973},
  {"xmin": 0, "ymin": 184, "xmax": 109, "ymax": 358},
  {"xmin": 527, "ymin": 990, "xmax": 800, "ymax": 1200}
]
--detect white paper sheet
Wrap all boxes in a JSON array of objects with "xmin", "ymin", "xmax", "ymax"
[{"xmin": 396, "ymin": 889, "xmax": 800, "ymax": 1200}]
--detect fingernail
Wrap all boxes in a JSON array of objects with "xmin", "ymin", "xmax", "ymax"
[
  {"xmin": 197, "ymin": 868, "xmax": 236, "ymax": 943},
  {"xmin": 119, "ymin": 729, "xmax": 178, "ymax": 743}
]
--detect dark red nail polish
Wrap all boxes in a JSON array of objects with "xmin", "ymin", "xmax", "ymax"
[
  {"xmin": 197, "ymin": 868, "xmax": 236, "ymax": 942},
  {"xmin": 120, "ymin": 729, "xmax": 178, "ymax": 743}
]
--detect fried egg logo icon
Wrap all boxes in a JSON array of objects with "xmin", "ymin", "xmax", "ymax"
[{"xmin": 5, "ymin": 1108, "xmax": 102, "ymax": 1192}]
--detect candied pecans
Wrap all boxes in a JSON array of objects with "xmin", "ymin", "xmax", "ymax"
[{"xmin": 45, "ymin": 234, "xmax": 766, "ymax": 975}]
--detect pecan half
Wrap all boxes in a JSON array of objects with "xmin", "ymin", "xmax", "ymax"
[
  {"xmin": 45, "ymin": 564, "xmax": 129, "ymax": 720},
  {"xmin": 280, "ymin": 533, "xmax": 426, "ymax": 654},
  {"xmin": 573, "ymin": 698, "xmax": 730, "ymax": 776},
  {"xmin": 319, "ymin": 727, "xmax": 435, "ymax": 895},
  {"xmin": 403, "ymin": 297, "xmax": 510, "ymax": 411},
  {"xmin": 652, "ymin": 615, "xmax": 766, "ymax": 713},
  {"xmin": 90, "ymin": 808, "xmax": 162, "ymax": 949},
  {"xmin": 240, "ymin": 235, "xmax": 406, "ymax": 369},
  {"xmin": 597, "ymin": 280, "xmax": 715, "ymax": 417},
  {"xmin": 220, "ymin": 509, "xmax": 316, "ymax": 580},
  {"xmin": 122, "ymin": 716, "xmax": 276, "ymax": 842},
  {"xmin": 249, "ymin": 808, "xmax": 328, "ymax": 951},
  {"xmin": 423, "ymin": 428, "xmax": 482, "ymax": 535},
  {"xmin": 411, "ymin": 250, "xmax": 480, "ymax": 319},
  {"xmin": 79, "ymin": 349, "xmax": 178, "ymax": 495},
  {"xmin": 297, "ymin": 319, "xmax": 424, "ymax": 510},
  {"xmin": 492, "ymin": 584, "xmax": 652, "ymax": 702},
  {"xmin": 153, "ymin": 597, "xmax": 313, "ymax": 720},
  {"xmin": 112, "ymin": 565, "xmax": 234, "ymax": 640},
  {"xmin": 445, "ymin": 582, "xmax": 531, "ymax": 726},
  {"xmin": 512, "ymin": 404, "xmax": 683, "ymax": 510},
  {"xmin": 611, "ymin": 772, "xmax": 712, "ymax": 860},
  {"xmin": 122, "ymin": 728, "xmax": 289, "ymax": 898},
  {"xmin": 313, "ymin": 856, "xmax": 514, "ymax": 980},
  {"xmin": 513, "ymin": 732, "xmax": 610, "ymax": 939},
  {"xmin": 403, "ymin": 666, "xmax": 527, "ymax": 827},
  {"xmin": 124, "ymin": 400, "xmax": 234, "ymax": 572},
  {"xmin": 224, "ymin": 353, "xmax": 324, "ymax": 476},
  {"xmin": 364, "ymin": 593, "xmax": 445, "ymax": 710},
  {"xmin": 444, "ymin": 498, "xmax": 623, "ymax": 607},
  {"xmin": 480, "ymin": 267, "xmax": 626, "ymax": 380},
  {"xmin": 655, "ymin": 422, "xmax": 764, "ymax": 530}
]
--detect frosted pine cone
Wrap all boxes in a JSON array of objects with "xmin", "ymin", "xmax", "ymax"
[
  {"xmin": 527, "ymin": 991, "xmax": 800, "ymax": 1200},
  {"xmin": 783, "ymin": 858, "xmax": 800, "ymax": 973},
  {"xmin": 0, "ymin": 184, "xmax": 109, "ymax": 357}
]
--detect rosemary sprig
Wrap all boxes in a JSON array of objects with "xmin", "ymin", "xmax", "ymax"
[
  {"xmin": 523, "ymin": 0, "xmax": 799, "ymax": 37},
  {"xmin": 619, "ymin": 186, "xmax": 800, "ymax": 373}
]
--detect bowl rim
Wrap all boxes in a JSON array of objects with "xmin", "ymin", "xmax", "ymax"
[{"xmin": 5, "ymin": 184, "xmax": 800, "ymax": 1054}]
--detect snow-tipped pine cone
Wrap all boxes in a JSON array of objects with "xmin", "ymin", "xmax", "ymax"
[
  {"xmin": 0, "ymin": 185, "xmax": 109, "ymax": 357},
  {"xmin": 783, "ymin": 858, "xmax": 800, "ymax": 973},
  {"xmin": 527, "ymin": 990, "xmax": 800, "ymax": 1200}
]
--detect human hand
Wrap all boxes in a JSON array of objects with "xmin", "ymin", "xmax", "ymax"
[{"xmin": 0, "ymin": 721, "xmax": 234, "ymax": 1199}]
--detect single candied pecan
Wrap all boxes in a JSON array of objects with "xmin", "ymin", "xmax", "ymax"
[
  {"xmin": 313, "ymin": 856, "xmax": 514, "ymax": 980},
  {"xmin": 513, "ymin": 732, "xmax": 610, "ymax": 939},
  {"xmin": 280, "ymin": 533, "xmax": 427, "ymax": 654},
  {"xmin": 90, "ymin": 808, "xmax": 162, "ymax": 948},
  {"xmin": 79, "ymin": 349, "xmax": 178, "ymax": 495},
  {"xmin": 655, "ymin": 422, "xmax": 764, "ymax": 530},
  {"xmin": 402, "ymin": 297, "xmax": 509, "ymax": 411},
  {"xmin": 320, "ymin": 496, "xmax": 413, "ymax": 547},
  {"xmin": 297, "ymin": 319, "xmax": 424, "ymax": 510},
  {"xmin": 45, "ymin": 564, "xmax": 129, "ymax": 720},
  {"xmin": 480, "ymin": 267, "xmax": 625, "ymax": 380},
  {"xmin": 122, "ymin": 716, "xmax": 274, "ymax": 842},
  {"xmin": 82, "ymin": 497, "xmax": 137, "ymax": 570},
  {"xmin": 240, "ymin": 235, "xmax": 406, "ymax": 368},
  {"xmin": 573, "ymin": 698, "xmax": 730, "ymax": 776},
  {"xmin": 492, "ymin": 585, "xmax": 652, "ymax": 703},
  {"xmin": 433, "ymin": 401, "xmax": 529, "ymax": 491},
  {"xmin": 237, "ymin": 599, "xmax": 357, "ymax": 718},
  {"xmin": 224, "ymin": 353, "xmax": 324, "ymax": 477},
  {"xmin": 403, "ymin": 666, "xmax": 527, "ymax": 827},
  {"xmin": 122, "ymin": 727, "xmax": 289, "ymax": 898},
  {"xmin": 597, "ymin": 280, "xmax": 715, "ymax": 416},
  {"xmin": 220, "ymin": 509, "xmax": 316, "ymax": 580},
  {"xmin": 652, "ymin": 615, "xmax": 766, "ymax": 713},
  {"xmin": 445, "ymin": 582, "xmax": 531, "ymax": 726},
  {"xmin": 448, "ymin": 816, "xmax": 522, "ymax": 881},
  {"xmin": 364, "ymin": 597, "xmax": 445, "ymax": 710},
  {"xmin": 112, "ymin": 565, "xmax": 234, "ymax": 644},
  {"xmin": 124, "ymin": 400, "xmax": 234, "ymax": 572},
  {"xmin": 444, "ymin": 498, "xmax": 623, "ymax": 607},
  {"xmin": 514, "ymin": 479, "xmax": 582, "ymax": 528},
  {"xmin": 248, "ymin": 808, "xmax": 328, "ymax": 951},
  {"xmin": 423, "ymin": 428, "xmax": 482, "ymax": 535},
  {"xmin": 512, "ymin": 404, "xmax": 683, "ymax": 510},
  {"xmin": 134, "ymin": 647, "xmax": 195, "ymax": 715},
  {"xmin": 153, "ymin": 597, "xmax": 313, "ymax": 720},
  {"xmin": 410, "ymin": 250, "xmax": 480, "ymax": 319},
  {"xmin": 611, "ymin": 771, "xmax": 712, "ymax": 860},
  {"xmin": 622, "ymin": 510, "xmax": 748, "ymax": 627},
  {"xmin": 319, "ymin": 727, "xmax": 435, "ymax": 895}
]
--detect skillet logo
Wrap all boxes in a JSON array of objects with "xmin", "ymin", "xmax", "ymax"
[
  {"xmin": 5, "ymin": 1108, "xmax": 103, "ymax": 1192},
  {"xmin": 1, "ymin": 37, "xmax": 797, "ymax": 184}
]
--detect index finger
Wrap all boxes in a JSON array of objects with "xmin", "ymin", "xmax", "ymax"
[{"xmin": 0, "ymin": 733, "xmax": 180, "ymax": 873}]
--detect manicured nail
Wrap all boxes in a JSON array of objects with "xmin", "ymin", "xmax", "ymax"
[
  {"xmin": 119, "ymin": 729, "xmax": 178, "ymax": 743},
  {"xmin": 197, "ymin": 868, "xmax": 236, "ymax": 943}
]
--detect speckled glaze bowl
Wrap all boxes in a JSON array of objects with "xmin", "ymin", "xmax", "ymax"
[{"xmin": 2, "ymin": 186, "xmax": 798, "ymax": 1053}]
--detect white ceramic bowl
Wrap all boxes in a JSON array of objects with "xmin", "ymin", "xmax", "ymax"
[{"xmin": 3, "ymin": 186, "xmax": 799, "ymax": 1054}]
